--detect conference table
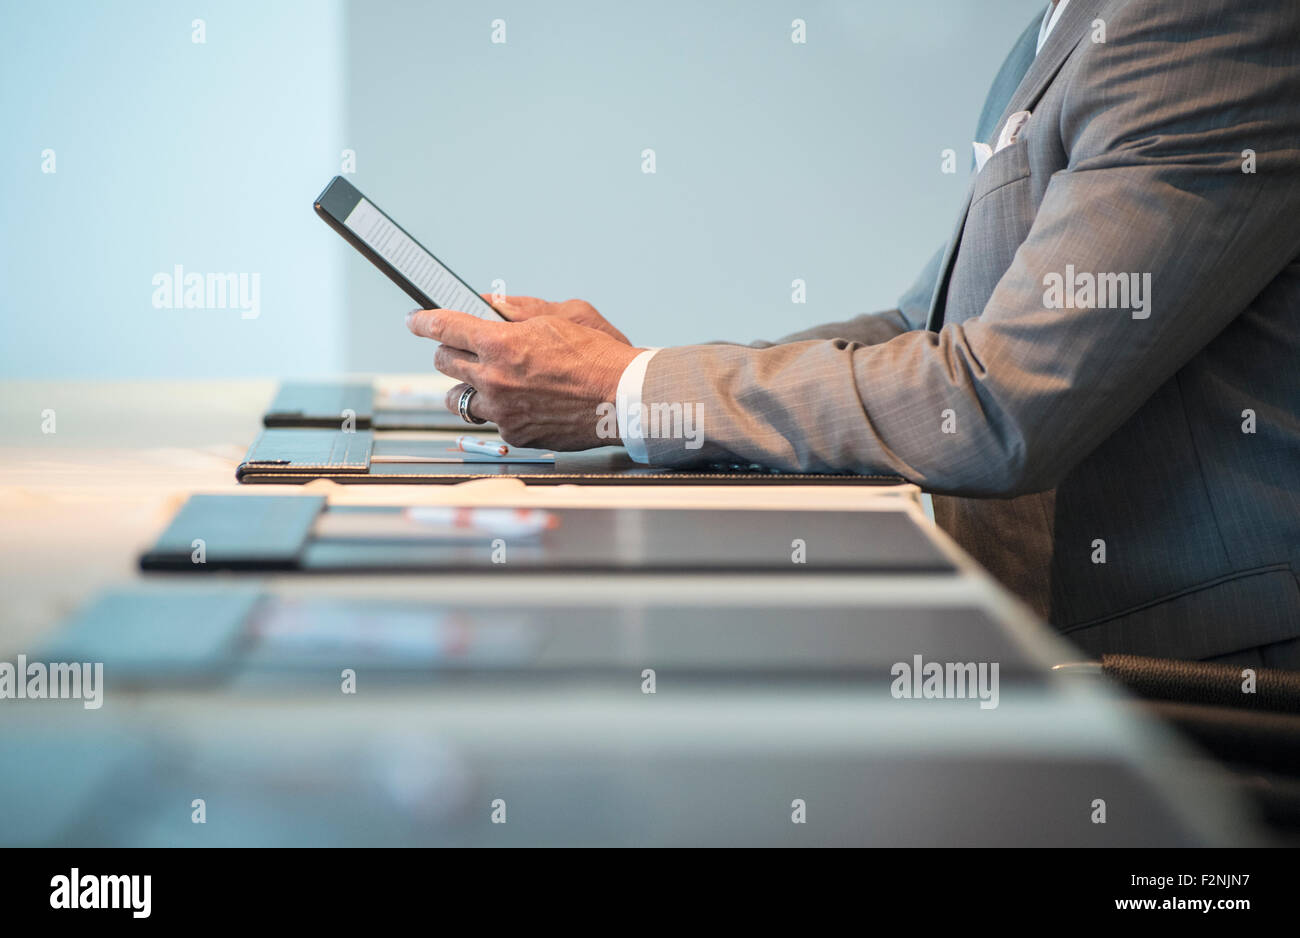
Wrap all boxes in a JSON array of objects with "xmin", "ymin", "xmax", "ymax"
[{"xmin": 0, "ymin": 378, "xmax": 1261, "ymax": 846}]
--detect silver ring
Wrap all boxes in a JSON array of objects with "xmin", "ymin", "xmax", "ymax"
[{"xmin": 457, "ymin": 385, "xmax": 487, "ymax": 425}]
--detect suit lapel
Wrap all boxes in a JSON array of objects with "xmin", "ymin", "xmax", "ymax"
[
  {"xmin": 995, "ymin": 0, "xmax": 1101, "ymax": 137},
  {"xmin": 925, "ymin": 0, "xmax": 1102, "ymax": 331}
]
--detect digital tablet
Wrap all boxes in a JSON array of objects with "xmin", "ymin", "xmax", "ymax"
[{"xmin": 314, "ymin": 175, "xmax": 505, "ymax": 321}]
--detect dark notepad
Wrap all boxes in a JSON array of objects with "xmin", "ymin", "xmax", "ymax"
[
  {"xmin": 44, "ymin": 586, "xmax": 1037, "ymax": 681},
  {"xmin": 235, "ymin": 428, "xmax": 906, "ymax": 486},
  {"xmin": 140, "ymin": 494, "xmax": 952, "ymax": 573}
]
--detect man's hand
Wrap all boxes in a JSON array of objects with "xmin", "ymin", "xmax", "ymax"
[
  {"xmin": 484, "ymin": 294, "xmax": 631, "ymax": 344},
  {"xmin": 407, "ymin": 308, "xmax": 643, "ymax": 451}
]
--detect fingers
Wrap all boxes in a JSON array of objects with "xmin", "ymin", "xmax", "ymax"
[
  {"xmin": 479, "ymin": 293, "xmax": 510, "ymax": 319},
  {"xmin": 407, "ymin": 308, "xmax": 505, "ymax": 354},
  {"xmin": 444, "ymin": 383, "xmax": 468, "ymax": 419},
  {"xmin": 481, "ymin": 293, "xmax": 549, "ymax": 322},
  {"xmin": 444, "ymin": 382, "xmax": 495, "ymax": 423},
  {"xmin": 433, "ymin": 344, "xmax": 481, "ymax": 385}
]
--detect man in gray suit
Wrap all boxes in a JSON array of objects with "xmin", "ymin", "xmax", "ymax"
[{"xmin": 409, "ymin": 0, "xmax": 1300, "ymax": 665}]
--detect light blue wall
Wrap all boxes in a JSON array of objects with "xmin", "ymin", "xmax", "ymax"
[
  {"xmin": 342, "ymin": 0, "xmax": 1046, "ymax": 371},
  {"xmin": 0, "ymin": 0, "xmax": 347, "ymax": 379},
  {"xmin": 1, "ymin": 0, "xmax": 1045, "ymax": 379}
]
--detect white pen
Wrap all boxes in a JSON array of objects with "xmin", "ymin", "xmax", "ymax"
[
  {"xmin": 404, "ymin": 507, "xmax": 556, "ymax": 538},
  {"xmin": 456, "ymin": 435, "xmax": 509, "ymax": 457}
]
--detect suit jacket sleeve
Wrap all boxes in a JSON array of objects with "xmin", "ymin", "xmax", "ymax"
[{"xmin": 639, "ymin": 0, "xmax": 1300, "ymax": 496}]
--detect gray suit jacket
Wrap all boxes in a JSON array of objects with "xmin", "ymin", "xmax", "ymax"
[{"xmin": 639, "ymin": 0, "xmax": 1300, "ymax": 660}]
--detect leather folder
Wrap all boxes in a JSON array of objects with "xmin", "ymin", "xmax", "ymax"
[
  {"xmin": 140, "ymin": 494, "xmax": 953, "ymax": 573},
  {"xmin": 46, "ymin": 585, "xmax": 1034, "ymax": 682},
  {"xmin": 235, "ymin": 428, "xmax": 905, "ymax": 486}
]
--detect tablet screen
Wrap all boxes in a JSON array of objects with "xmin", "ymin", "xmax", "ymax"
[{"xmin": 316, "ymin": 176, "xmax": 505, "ymax": 322}]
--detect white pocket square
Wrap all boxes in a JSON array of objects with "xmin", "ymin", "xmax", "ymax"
[
  {"xmin": 974, "ymin": 110, "xmax": 1032, "ymax": 174},
  {"xmin": 995, "ymin": 109, "xmax": 1032, "ymax": 153}
]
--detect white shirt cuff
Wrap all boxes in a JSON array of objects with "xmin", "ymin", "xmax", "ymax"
[{"xmin": 615, "ymin": 349, "xmax": 659, "ymax": 464}]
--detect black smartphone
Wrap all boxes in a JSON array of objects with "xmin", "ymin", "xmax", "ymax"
[{"xmin": 314, "ymin": 175, "xmax": 505, "ymax": 322}]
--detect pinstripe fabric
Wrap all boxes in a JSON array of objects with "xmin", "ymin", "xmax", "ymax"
[{"xmin": 639, "ymin": 0, "xmax": 1300, "ymax": 659}]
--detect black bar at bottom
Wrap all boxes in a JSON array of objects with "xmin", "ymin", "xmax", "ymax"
[{"xmin": 2, "ymin": 847, "xmax": 1287, "ymax": 924}]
